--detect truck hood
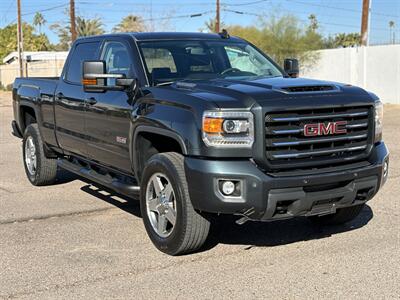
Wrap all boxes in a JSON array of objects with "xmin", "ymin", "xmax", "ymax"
[{"xmin": 168, "ymin": 76, "xmax": 375, "ymax": 109}]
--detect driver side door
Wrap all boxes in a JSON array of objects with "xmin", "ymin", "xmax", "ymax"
[{"xmin": 85, "ymin": 39, "xmax": 135, "ymax": 173}]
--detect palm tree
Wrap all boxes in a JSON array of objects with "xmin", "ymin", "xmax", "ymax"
[
  {"xmin": 333, "ymin": 33, "xmax": 361, "ymax": 48},
  {"xmin": 113, "ymin": 15, "xmax": 146, "ymax": 32},
  {"xmin": 33, "ymin": 12, "xmax": 46, "ymax": 34},
  {"xmin": 308, "ymin": 14, "xmax": 318, "ymax": 31},
  {"xmin": 76, "ymin": 16, "xmax": 104, "ymax": 36},
  {"xmin": 50, "ymin": 15, "xmax": 104, "ymax": 50}
]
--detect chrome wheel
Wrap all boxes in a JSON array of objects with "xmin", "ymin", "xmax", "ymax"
[
  {"xmin": 25, "ymin": 136, "xmax": 37, "ymax": 175},
  {"xmin": 146, "ymin": 172, "xmax": 177, "ymax": 238}
]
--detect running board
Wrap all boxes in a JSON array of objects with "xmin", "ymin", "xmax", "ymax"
[{"xmin": 58, "ymin": 158, "xmax": 140, "ymax": 197}]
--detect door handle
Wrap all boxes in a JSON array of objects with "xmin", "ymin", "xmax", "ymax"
[
  {"xmin": 86, "ymin": 97, "xmax": 97, "ymax": 105},
  {"xmin": 56, "ymin": 92, "xmax": 64, "ymax": 99}
]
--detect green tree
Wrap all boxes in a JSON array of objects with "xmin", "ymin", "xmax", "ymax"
[
  {"xmin": 51, "ymin": 15, "xmax": 104, "ymax": 50},
  {"xmin": 113, "ymin": 14, "xmax": 146, "ymax": 32},
  {"xmin": 308, "ymin": 14, "xmax": 318, "ymax": 31},
  {"xmin": 76, "ymin": 16, "xmax": 104, "ymax": 36},
  {"xmin": 0, "ymin": 23, "xmax": 52, "ymax": 63},
  {"xmin": 227, "ymin": 14, "xmax": 324, "ymax": 68},
  {"xmin": 332, "ymin": 33, "xmax": 361, "ymax": 48},
  {"xmin": 33, "ymin": 12, "xmax": 46, "ymax": 34},
  {"xmin": 203, "ymin": 18, "xmax": 225, "ymax": 33}
]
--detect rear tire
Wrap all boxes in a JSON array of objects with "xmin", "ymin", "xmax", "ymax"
[
  {"xmin": 22, "ymin": 124, "xmax": 58, "ymax": 186},
  {"xmin": 140, "ymin": 152, "xmax": 210, "ymax": 255},
  {"xmin": 309, "ymin": 204, "xmax": 365, "ymax": 225}
]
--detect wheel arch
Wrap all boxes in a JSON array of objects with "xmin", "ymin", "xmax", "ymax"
[
  {"xmin": 19, "ymin": 104, "xmax": 38, "ymax": 132},
  {"xmin": 132, "ymin": 126, "xmax": 188, "ymax": 181}
]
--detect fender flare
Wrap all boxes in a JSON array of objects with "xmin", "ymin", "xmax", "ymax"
[
  {"xmin": 131, "ymin": 125, "xmax": 188, "ymax": 180},
  {"xmin": 18, "ymin": 101, "xmax": 42, "ymax": 133}
]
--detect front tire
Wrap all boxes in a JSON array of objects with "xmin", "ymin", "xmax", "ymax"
[
  {"xmin": 22, "ymin": 124, "xmax": 58, "ymax": 186},
  {"xmin": 140, "ymin": 152, "xmax": 210, "ymax": 255},
  {"xmin": 309, "ymin": 204, "xmax": 365, "ymax": 225}
]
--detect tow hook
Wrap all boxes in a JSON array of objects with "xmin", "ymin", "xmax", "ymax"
[
  {"xmin": 236, "ymin": 216, "xmax": 250, "ymax": 225},
  {"xmin": 235, "ymin": 207, "xmax": 256, "ymax": 225}
]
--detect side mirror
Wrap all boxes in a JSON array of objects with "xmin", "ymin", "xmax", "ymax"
[
  {"xmin": 283, "ymin": 58, "xmax": 299, "ymax": 78},
  {"xmin": 82, "ymin": 60, "xmax": 137, "ymax": 92}
]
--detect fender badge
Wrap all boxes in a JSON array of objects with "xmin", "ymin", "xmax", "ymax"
[{"xmin": 116, "ymin": 136, "xmax": 127, "ymax": 144}]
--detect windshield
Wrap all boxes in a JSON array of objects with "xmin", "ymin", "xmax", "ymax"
[{"xmin": 138, "ymin": 40, "xmax": 283, "ymax": 85}]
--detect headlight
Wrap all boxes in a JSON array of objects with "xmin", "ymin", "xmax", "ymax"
[
  {"xmin": 202, "ymin": 110, "xmax": 254, "ymax": 148},
  {"xmin": 374, "ymin": 101, "xmax": 383, "ymax": 142}
]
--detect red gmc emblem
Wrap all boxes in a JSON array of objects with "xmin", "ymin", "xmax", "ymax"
[{"xmin": 304, "ymin": 121, "xmax": 347, "ymax": 137}]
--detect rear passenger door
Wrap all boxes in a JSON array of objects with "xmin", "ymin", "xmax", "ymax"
[
  {"xmin": 85, "ymin": 39, "xmax": 135, "ymax": 173},
  {"xmin": 54, "ymin": 41, "xmax": 100, "ymax": 157}
]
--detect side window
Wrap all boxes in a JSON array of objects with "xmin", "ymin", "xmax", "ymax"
[
  {"xmin": 66, "ymin": 42, "xmax": 99, "ymax": 84},
  {"xmin": 101, "ymin": 41, "xmax": 132, "ymax": 77}
]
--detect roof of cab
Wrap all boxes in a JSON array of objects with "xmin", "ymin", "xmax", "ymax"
[
  {"xmin": 129, "ymin": 32, "xmax": 242, "ymax": 42},
  {"xmin": 76, "ymin": 32, "xmax": 244, "ymax": 42}
]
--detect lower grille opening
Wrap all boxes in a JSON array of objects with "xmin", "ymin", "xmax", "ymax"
[
  {"xmin": 355, "ymin": 187, "xmax": 375, "ymax": 201},
  {"xmin": 275, "ymin": 200, "xmax": 295, "ymax": 215},
  {"xmin": 313, "ymin": 197, "xmax": 342, "ymax": 206},
  {"xmin": 303, "ymin": 180, "xmax": 351, "ymax": 193}
]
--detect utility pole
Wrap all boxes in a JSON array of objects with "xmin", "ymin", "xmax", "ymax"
[
  {"xmin": 70, "ymin": 0, "xmax": 77, "ymax": 42},
  {"xmin": 361, "ymin": 0, "xmax": 371, "ymax": 46},
  {"xmin": 215, "ymin": 0, "xmax": 220, "ymax": 33},
  {"xmin": 389, "ymin": 21, "xmax": 395, "ymax": 44},
  {"xmin": 17, "ymin": 0, "xmax": 24, "ymax": 77}
]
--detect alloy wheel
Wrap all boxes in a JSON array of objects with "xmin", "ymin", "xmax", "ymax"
[
  {"xmin": 25, "ymin": 136, "xmax": 37, "ymax": 175},
  {"xmin": 145, "ymin": 172, "xmax": 177, "ymax": 238}
]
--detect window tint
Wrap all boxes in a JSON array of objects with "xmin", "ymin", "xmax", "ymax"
[
  {"xmin": 66, "ymin": 42, "xmax": 99, "ymax": 84},
  {"xmin": 101, "ymin": 41, "xmax": 132, "ymax": 77}
]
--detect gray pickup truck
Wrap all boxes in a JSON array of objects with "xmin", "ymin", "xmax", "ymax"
[{"xmin": 12, "ymin": 32, "xmax": 389, "ymax": 255}]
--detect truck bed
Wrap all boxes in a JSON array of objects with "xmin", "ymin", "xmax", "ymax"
[{"xmin": 13, "ymin": 77, "xmax": 59, "ymax": 97}]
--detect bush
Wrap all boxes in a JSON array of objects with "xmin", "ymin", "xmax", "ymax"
[
  {"xmin": 0, "ymin": 83, "xmax": 12, "ymax": 91},
  {"xmin": 225, "ymin": 14, "xmax": 324, "ymax": 69}
]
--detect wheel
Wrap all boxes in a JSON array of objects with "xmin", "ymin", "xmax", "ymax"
[
  {"xmin": 140, "ymin": 152, "xmax": 210, "ymax": 255},
  {"xmin": 309, "ymin": 204, "xmax": 365, "ymax": 225},
  {"xmin": 22, "ymin": 124, "xmax": 58, "ymax": 186}
]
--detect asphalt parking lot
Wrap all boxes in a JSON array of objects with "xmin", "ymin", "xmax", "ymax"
[{"xmin": 0, "ymin": 91, "xmax": 399, "ymax": 299}]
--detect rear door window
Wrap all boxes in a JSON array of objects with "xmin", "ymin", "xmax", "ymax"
[{"xmin": 65, "ymin": 42, "xmax": 100, "ymax": 84}]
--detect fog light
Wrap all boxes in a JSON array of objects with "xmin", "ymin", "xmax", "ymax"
[
  {"xmin": 222, "ymin": 181, "xmax": 235, "ymax": 195},
  {"xmin": 383, "ymin": 161, "xmax": 389, "ymax": 178}
]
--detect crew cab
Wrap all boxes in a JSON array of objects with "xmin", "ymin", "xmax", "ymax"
[{"xmin": 11, "ymin": 32, "xmax": 389, "ymax": 255}]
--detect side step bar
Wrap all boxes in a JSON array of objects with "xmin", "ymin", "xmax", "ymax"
[{"xmin": 58, "ymin": 158, "xmax": 140, "ymax": 197}]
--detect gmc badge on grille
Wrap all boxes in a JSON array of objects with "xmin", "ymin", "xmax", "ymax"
[{"xmin": 304, "ymin": 121, "xmax": 347, "ymax": 137}]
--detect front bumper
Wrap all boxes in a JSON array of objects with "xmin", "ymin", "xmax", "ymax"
[{"xmin": 184, "ymin": 142, "xmax": 389, "ymax": 221}]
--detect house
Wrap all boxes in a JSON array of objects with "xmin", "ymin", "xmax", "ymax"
[
  {"xmin": 2, "ymin": 51, "xmax": 69, "ymax": 65},
  {"xmin": 0, "ymin": 51, "xmax": 69, "ymax": 88}
]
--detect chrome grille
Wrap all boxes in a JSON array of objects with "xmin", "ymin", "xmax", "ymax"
[{"xmin": 265, "ymin": 106, "xmax": 372, "ymax": 169}]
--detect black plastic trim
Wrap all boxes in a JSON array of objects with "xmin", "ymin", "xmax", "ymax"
[
  {"xmin": 11, "ymin": 120, "xmax": 23, "ymax": 138},
  {"xmin": 131, "ymin": 125, "xmax": 188, "ymax": 179}
]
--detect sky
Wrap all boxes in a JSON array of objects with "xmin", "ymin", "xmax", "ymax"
[{"xmin": 0, "ymin": 0, "xmax": 399, "ymax": 45}]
